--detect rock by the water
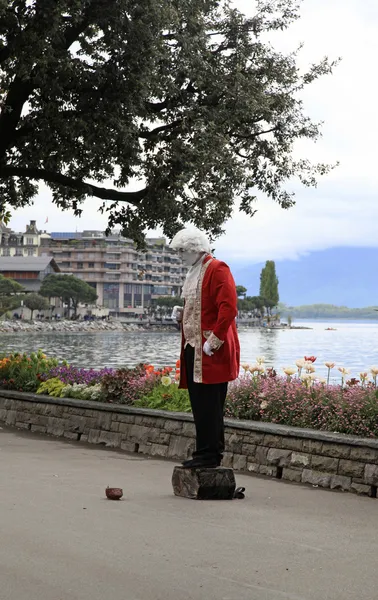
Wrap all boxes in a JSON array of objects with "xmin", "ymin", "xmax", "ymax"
[{"xmin": 172, "ymin": 466, "xmax": 236, "ymax": 500}]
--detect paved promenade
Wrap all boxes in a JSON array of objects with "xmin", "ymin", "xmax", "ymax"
[{"xmin": 1, "ymin": 427, "xmax": 377, "ymax": 600}]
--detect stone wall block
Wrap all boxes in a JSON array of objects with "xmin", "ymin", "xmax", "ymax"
[
  {"xmin": 321, "ymin": 443, "xmax": 350, "ymax": 459},
  {"xmin": 349, "ymin": 447, "xmax": 378, "ymax": 463},
  {"xmin": 97, "ymin": 430, "xmax": 122, "ymax": 447},
  {"xmin": 282, "ymin": 468, "xmax": 302, "ymax": 483},
  {"xmin": 242, "ymin": 443, "xmax": 257, "ymax": 457},
  {"xmin": 302, "ymin": 469, "xmax": 331, "ymax": 488},
  {"xmin": 167, "ymin": 435, "xmax": 192, "ymax": 460},
  {"xmin": 222, "ymin": 452, "xmax": 234, "ymax": 468},
  {"xmin": 233, "ymin": 454, "xmax": 247, "ymax": 471},
  {"xmin": 255, "ymin": 446, "xmax": 269, "ymax": 465},
  {"xmin": 351, "ymin": 482, "xmax": 372, "ymax": 496},
  {"xmin": 181, "ymin": 422, "xmax": 195, "ymax": 437},
  {"xmin": 87, "ymin": 429, "xmax": 101, "ymax": 444},
  {"xmin": 95, "ymin": 412, "xmax": 112, "ymax": 431},
  {"xmin": 259, "ymin": 465, "xmax": 278, "ymax": 477},
  {"xmin": 290, "ymin": 452, "xmax": 311, "ymax": 468},
  {"xmin": 244, "ymin": 432, "xmax": 265, "ymax": 445},
  {"xmin": 227, "ymin": 433, "xmax": 243, "ymax": 453},
  {"xmin": 263, "ymin": 434, "xmax": 283, "ymax": 449},
  {"xmin": 311, "ymin": 455, "xmax": 339, "ymax": 473},
  {"xmin": 301, "ymin": 439, "xmax": 324, "ymax": 454},
  {"xmin": 279, "ymin": 438, "xmax": 304, "ymax": 452},
  {"xmin": 30, "ymin": 424, "xmax": 47, "ymax": 434},
  {"xmin": 63, "ymin": 431, "xmax": 80, "ymax": 441},
  {"xmin": 364, "ymin": 464, "xmax": 378, "ymax": 485},
  {"xmin": 120, "ymin": 441, "xmax": 137, "ymax": 453},
  {"xmin": 117, "ymin": 414, "xmax": 135, "ymax": 424},
  {"xmin": 164, "ymin": 420, "xmax": 183, "ymax": 434},
  {"xmin": 330, "ymin": 475, "xmax": 352, "ymax": 491},
  {"xmin": 47, "ymin": 417, "xmax": 65, "ymax": 437},
  {"xmin": 150, "ymin": 443, "xmax": 168, "ymax": 458},
  {"xmin": 267, "ymin": 448, "xmax": 292, "ymax": 466},
  {"xmin": 5, "ymin": 410, "xmax": 17, "ymax": 426},
  {"xmin": 338, "ymin": 460, "xmax": 365, "ymax": 478},
  {"xmin": 247, "ymin": 462, "xmax": 259, "ymax": 473}
]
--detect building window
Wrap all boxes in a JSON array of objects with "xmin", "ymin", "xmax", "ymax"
[
  {"xmin": 88, "ymin": 262, "xmax": 95, "ymax": 268},
  {"xmin": 26, "ymin": 237, "xmax": 34, "ymax": 245},
  {"xmin": 104, "ymin": 262, "xmax": 119, "ymax": 270},
  {"xmin": 3, "ymin": 248, "xmax": 10, "ymax": 256},
  {"xmin": 28, "ymin": 249, "xmax": 35, "ymax": 256},
  {"xmin": 77, "ymin": 262, "xmax": 83, "ymax": 269},
  {"xmin": 103, "ymin": 283, "xmax": 119, "ymax": 309}
]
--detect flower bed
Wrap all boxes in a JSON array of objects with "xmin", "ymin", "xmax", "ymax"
[{"xmin": 1, "ymin": 352, "xmax": 378, "ymax": 437}]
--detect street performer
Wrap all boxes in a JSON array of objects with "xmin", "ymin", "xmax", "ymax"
[{"xmin": 170, "ymin": 228, "xmax": 240, "ymax": 468}]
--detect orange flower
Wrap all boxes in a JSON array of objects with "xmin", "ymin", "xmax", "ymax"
[
  {"xmin": 175, "ymin": 372, "xmax": 180, "ymax": 381},
  {"xmin": 176, "ymin": 359, "xmax": 180, "ymax": 369}
]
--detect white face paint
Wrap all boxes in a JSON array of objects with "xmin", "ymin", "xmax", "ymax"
[{"xmin": 180, "ymin": 250, "xmax": 202, "ymax": 266}]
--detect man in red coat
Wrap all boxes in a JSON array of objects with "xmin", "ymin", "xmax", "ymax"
[{"xmin": 170, "ymin": 228, "xmax": 240, "ymax": 468}]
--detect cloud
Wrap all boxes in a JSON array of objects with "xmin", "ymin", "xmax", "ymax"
[{"xmin": 8, "ymin": 0, "xmax": 378, "ymax": 267}]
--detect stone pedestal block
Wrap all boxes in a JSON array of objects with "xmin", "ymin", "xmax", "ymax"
[{"xmin": 172, "ymin": 466, "xmax": 236, "ymax": 500}]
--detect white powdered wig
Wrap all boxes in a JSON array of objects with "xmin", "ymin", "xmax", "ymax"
[{"xmin": 169, "ymin": 228, "xmax": 211, "ymax": 254}]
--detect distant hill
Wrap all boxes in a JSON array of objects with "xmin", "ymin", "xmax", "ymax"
[{"xmin": 229, "ymin": 247, "xmax": 378, "ymax": 308}]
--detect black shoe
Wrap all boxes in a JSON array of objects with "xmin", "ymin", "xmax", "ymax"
[{"xmin": 181, "ymin": 458, "xmax": 219, "ymax": 469}]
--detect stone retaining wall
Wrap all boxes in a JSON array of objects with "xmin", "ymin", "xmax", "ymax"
[{"xmin": 1, "ymin": 390, "xmax": 378, "ymax": 498}]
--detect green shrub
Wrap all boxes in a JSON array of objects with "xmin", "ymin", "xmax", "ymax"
[{"xmin": 135, "ymin": 384, "xmax": 191, "ymax": 412}]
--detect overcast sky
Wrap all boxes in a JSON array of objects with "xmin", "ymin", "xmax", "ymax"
[{"xmin": 9, "ymin": 0, "xmax": 378, "ymax": 264}]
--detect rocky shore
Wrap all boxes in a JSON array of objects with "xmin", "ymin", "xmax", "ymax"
[{"xmin": 0, "ymin": 319, "xmax": 177, "ymax": 334}]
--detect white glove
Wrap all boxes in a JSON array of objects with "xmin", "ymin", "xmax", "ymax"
[
  {"xmin": 203, "ymin": 341, "xmax": 213, "ymax": 356},
  {"xmin": 171, "ymin": 306, "xmax": 183, "ymax": 323}
]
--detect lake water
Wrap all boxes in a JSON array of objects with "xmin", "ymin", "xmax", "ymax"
[{"xmin": 1, "ymin": 320, "xmax": 378, "ymax": 379}]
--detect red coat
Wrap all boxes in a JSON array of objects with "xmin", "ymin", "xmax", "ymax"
[{"xmin": 179, "ymin": 256, "xmax": 240, "ymax": 387}]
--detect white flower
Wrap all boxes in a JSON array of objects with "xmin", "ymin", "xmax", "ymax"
[
  {"xmin": 250, "ymin": 364, "xmax": 265, "ymax": 374},
  {"xmin": 317, "ymin": 377, "xmax": 327, "ymax": 384},
  {"xmin": 260, "ymin": 400, "xmax": 269, "ymax": 410},
  {"xmin": 304, "ymin": 361, "xmax": 316, "ymax": 372},
  {"xmin": 241, "ymin": 363, "xmax": 250, "ymax": 372},
  {"xmin": 295, "ymin": 359, "xmax": 305, "ymax": 369},
  {"xmin": 282, "ymin": 366, "xmax": 296, "ymax": 377},
  {"xmin": 309, "ymin": 373, "xmax": 318, "ymax": 381},
  {"xmin": 325, "ymin": 362, "xmax": 336, "ymax": 369},
  {"xmin": 360, "ymin": 372, "xmax": 369, "ymax": 381},
  {"xmin": 161, "ymin": 376, "xmax": 171, "ymax": 387},
  {"xmin": 338, "ymin": 367, "xmax": 350, "ymax": 376},
  {"xmin": 370, "ymin": 366, "xmax": 378, "ymax": 376},
  {"xmin": 300, "ymin": 373, "xmax": 312, "ymax": 383},
  {"xmin": 256, "ymin": 356, "xmax": 265, "ymax": 365}
]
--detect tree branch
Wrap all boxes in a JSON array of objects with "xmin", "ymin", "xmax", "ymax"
[
  {"xmin": 138, "ymin": 119, "xmax": 182, "ymax": 139},
  {"xmin": 0, "ymin": 166, "xmax": 149, "ymax": 204}
]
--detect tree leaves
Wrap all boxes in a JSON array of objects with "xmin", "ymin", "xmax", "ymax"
[{"xmin": 0, "ymin": 0, "xmax": 337, "ymax": 244}]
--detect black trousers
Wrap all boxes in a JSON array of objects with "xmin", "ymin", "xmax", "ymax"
[{"xmin": 184, "ymin": 344, "xmax": 228, "ymax": 464}]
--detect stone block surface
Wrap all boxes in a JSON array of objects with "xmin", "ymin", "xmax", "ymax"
[
  {"xmin": 351, "ymin": 482, "xmax": 372, "ymax": 496},
  {"xmin": 364, "ymin": 464, "xmax": 378, "ymax": 485},
  {"xmin": 311, "ymin": 455, "xmax": 339, "ymax": 473},
  {"xmin": 232, "ymin": 454, "xmax": 247, "ymax": 471},
  {"xmin": 290, "ymin": 452, "xmax": 311, "ymax": 468},
  {"xmin": 321, "ymin": 443, "xmax": 350, "ymax": 459},
  {"xmin": 282, "ymin": 468, "xmax": 302, "ymax": 483},
  {"xmin": 338, "ymin": 460, "xmax": 365, "ymax": 478},
  {"xmin": 330, "ymin": 475, "xmax": 352, "ymax": 491},
  {"xmin": 349, "ymin": 447, "xmax": 378, "ymax": 463},
  {"xmin": 302, "ymin": 469, "xmax": 331, "ymax": 488},
  {"xmin": 172, "ymin": 466, "xmax": 236, "ymax": 500},
  {"xmin": 267, "ymin": 448, "xmax": 292, "ymax": 466}
]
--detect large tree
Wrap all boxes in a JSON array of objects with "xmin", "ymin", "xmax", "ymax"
[
  {"xmin": 0, "ymin": 0, "xmax": 336, "ymax": 245},
  {"xmin": 0, "ymin": 273, "xmax": 24, "ymax": 315},
  {"xmin": 23, "ymin": 292, "xmax": 49, "ymax": 319},
  {"xmin": 40, "ymin": 273, "xmax": 98, "ymax": 316},
  {"xmin": 259, "ymin": 260, "xmax": 279, "ymax": 313}
]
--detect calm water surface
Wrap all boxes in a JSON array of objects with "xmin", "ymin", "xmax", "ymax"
[{"xmin": 1, "ymin": 320, "xmax": 377, "ymax": 378}]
